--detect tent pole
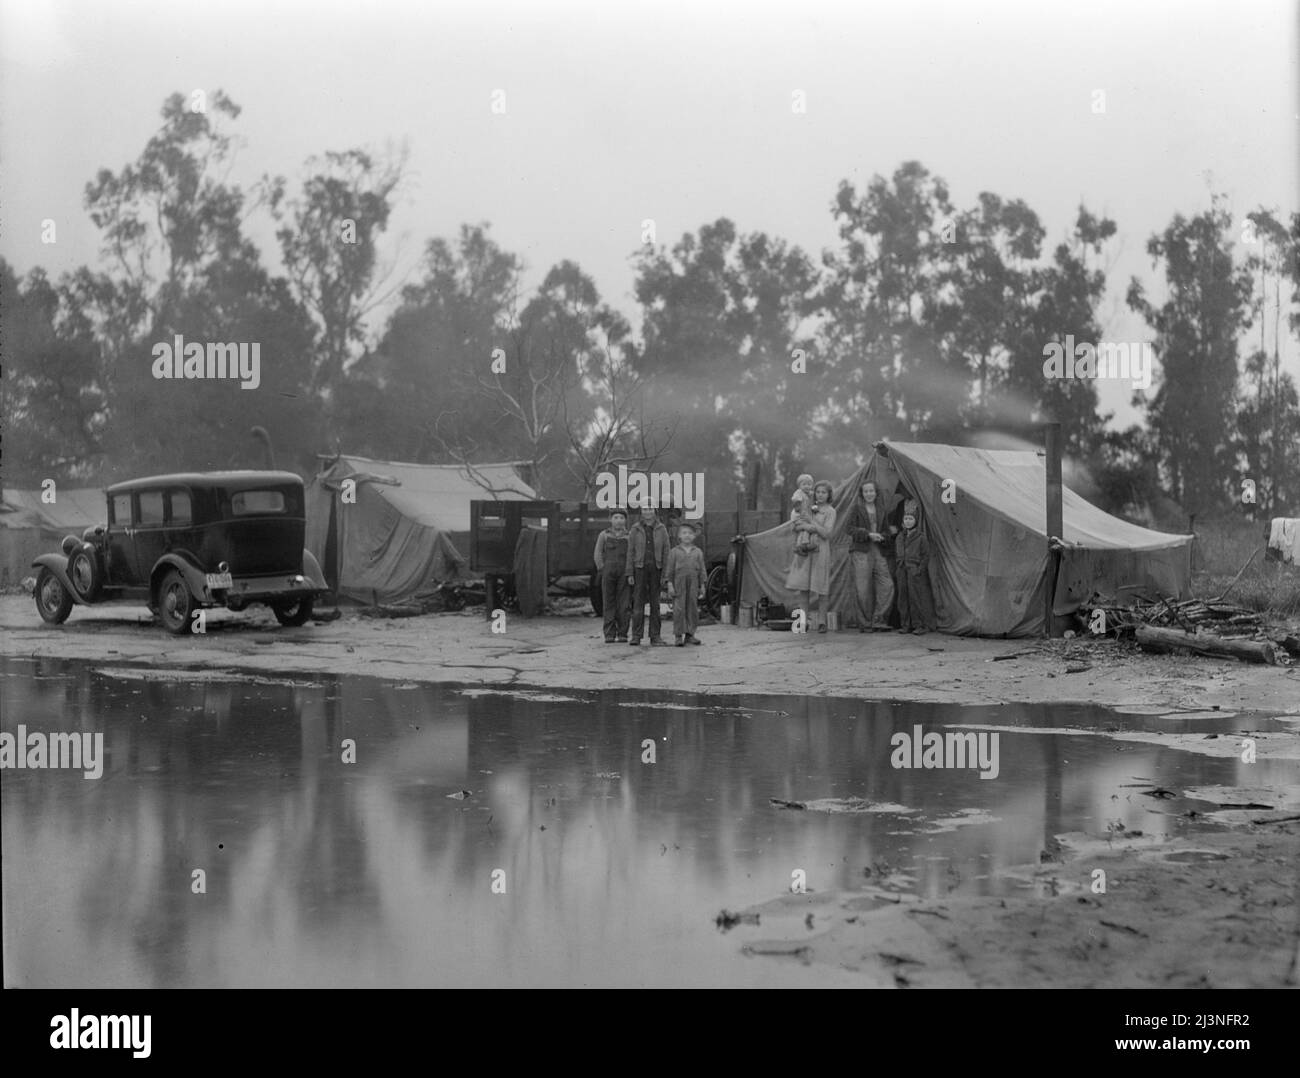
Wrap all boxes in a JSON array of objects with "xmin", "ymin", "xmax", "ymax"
[{"xmin": 1045, "ymin": 421, "xmax": 1064, "ymax": 638}]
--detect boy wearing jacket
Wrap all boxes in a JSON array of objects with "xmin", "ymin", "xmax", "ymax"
[
  {"xmin": 628, "ymin": 506, "xmax": 671, "ymax": 646},
  {"xmin": 894, "ymin": 505, "xmax": 937, "ymax": 634}
]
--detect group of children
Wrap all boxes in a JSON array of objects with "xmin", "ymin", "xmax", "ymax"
[
  {"xmin": 593, "ymin": 506, "xmax": 707, "ymax": 647},
  {"xmin": 591, "ymin": 479, "xmax": 938, "ymax": 647}
]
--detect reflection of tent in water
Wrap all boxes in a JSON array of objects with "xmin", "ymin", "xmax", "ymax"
[
  {"xmin": 306, "ymin": 455, "xmax": 536, "ymax": 604},
  {"xmin": 740, "ymin": 442, "xmax": 1193, "ymax": 638},
  {"xmin": 0, "ymin": 487, "xmax": 103, "ymax": 586}
]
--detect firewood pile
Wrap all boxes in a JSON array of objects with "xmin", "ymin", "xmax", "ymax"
[
  {"xmin": 1081, "ymin": 596, "xmax": 1265, "ymax": 637},
  {"xmin": 1078, "ymin": 594, "xmax": 1296, "ymax": 665}
]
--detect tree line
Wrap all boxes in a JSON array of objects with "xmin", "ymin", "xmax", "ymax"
[{"xmin": 3, "ymin": 90, "xmax": 1298, "ymax": 520}]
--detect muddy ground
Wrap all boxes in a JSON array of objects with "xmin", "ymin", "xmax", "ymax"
[
  {"xmin": 4, "ymin": 593, "xmax": 1298, "ymax": 988},
  {"xmin": 5, "ymin": 595, "xmax": 1298, "ymax": 710}
]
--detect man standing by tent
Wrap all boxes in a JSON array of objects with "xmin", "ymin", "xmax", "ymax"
[
  {"xmin": 628, "ymin": 505, "xmax": 670, "ymax": 646},
  {"xmin": 844, "ymin": 480, "xmax": 895, "ymax": 631}
]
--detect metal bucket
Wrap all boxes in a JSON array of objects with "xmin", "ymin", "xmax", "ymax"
[
  {"xmin": 720, "ymin": 604, "xmax": 733, "ymax": 625},
  {"xmin": 826, "ymin": 611, "xmax": 840, "ymax": 631},
  {"xmin": 738, "ymin": 603, "xmax": 755, "ymax": 628}
]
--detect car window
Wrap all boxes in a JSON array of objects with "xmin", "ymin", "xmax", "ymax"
[
  {"xmin": 169, "ymin": 490, "xmax": 192, "ymax": 524},
  {"xmin": 111, "ymin": 494, "xmax": 132, "ymax": 525},
  {"xmin": 138, "ymin": 491, "xmax": 165, "ymax": 524},
  {"xmin": 231, "ymin": 490, "xmax": 286, "ymax": 515}
]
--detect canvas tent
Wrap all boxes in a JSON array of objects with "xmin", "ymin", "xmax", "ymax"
[
  {"xmin": 739, "ymin": 442, "xmax": 1192, "ymax": 638},
  {"xmin": 0, "ymin": 487, "xmax": 104, "ymax": 586},
  {"xmin": 306, "ymin": 455, "xmax": 537, "ymax": 604}
]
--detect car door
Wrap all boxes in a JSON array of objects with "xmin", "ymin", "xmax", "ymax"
[
  {"xmin": 105, "ymin": 492, "xmax": 140, "ymax": 587},
  {"xmin": 166, "ymin": 487, "xmax": 201, "ymax": 560},
  {"xmin": 132, "ymin": 489, "xmax": 169, "ymax": 581}
]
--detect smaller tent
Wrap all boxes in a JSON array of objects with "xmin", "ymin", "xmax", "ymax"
[
  {"xmin": 740, "ymin": 442, "xmax": 1193, "ymax": 638},
  {"xmin": 0, "ymin": 487, "xmax": 104, "ymax": 586},
  {"xmin": 306, "ymin": 455, "xmax": 537, "ymax": 604}
]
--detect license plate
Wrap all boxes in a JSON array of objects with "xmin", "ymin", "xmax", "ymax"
[{"xmin": 205, "ymin": 572, "xmax": 233, "ymax": 589}]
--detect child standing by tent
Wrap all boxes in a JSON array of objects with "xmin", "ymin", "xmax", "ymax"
[
  {"xmin": 665, "ymin": 522, "xmax": 707, "ymax": 646},
  {"xmin": 894, "ymin": 502, "xmax": 937, "ymax": 634},
  {"xmin": 594, "ymin": 509, "xmax": 632, "ymax": 642}
]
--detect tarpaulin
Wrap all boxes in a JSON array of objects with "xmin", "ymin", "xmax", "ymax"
[{"xmin": 306, "ymin": 455, "xmax": 536, "ymax": 604}]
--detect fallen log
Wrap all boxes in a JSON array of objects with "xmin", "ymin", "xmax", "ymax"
[{"xmin": 1135, "ymin": 625, "xmax": 1277, "ymax": 665}]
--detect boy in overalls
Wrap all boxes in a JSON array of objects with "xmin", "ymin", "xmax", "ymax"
[
  {"xmin": 665, "ymin": 522, "xmax": 707, "ymax": 646},
  {"xmin": 594, "ymin": 509, "xmax": 632, "ymax": 642}
]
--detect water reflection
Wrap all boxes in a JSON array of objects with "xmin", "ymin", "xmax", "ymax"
[{"xmin": 2, "ymin": 658, "xmax": 1292, "ymax": 987}]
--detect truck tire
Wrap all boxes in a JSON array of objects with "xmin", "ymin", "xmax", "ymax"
[{"xmin": 705, "ymin": 564, "xmax": 728, "ymax": 616}]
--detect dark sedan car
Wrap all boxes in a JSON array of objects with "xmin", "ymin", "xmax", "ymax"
[{"xmin": 33, "ymin": 471, "xmax": 328, "ymax": 634}]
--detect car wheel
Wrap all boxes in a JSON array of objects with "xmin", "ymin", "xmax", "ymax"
[
  {"xmin": 272, "ymin": 597, "xmax": 314, "ymax": 627},
  {"xmin": 588, "ymin": 568, "xmax": 603, "ymax": 616},
  {"xmin": 35, "ymin": 568, "xmax": 74, "ymax": 625},
  {"xmin": 68, "ymin": 547, "xmax": 102, "ymax": 601},
  {"xmin": 158, "ymin": 569, "xmax": 196, "ymax": 635}
]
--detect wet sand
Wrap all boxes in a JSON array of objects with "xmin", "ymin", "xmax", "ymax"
[
  {"xmin": 3, "ymin": 596, "xmax": 1297, "ymax": 712},
  {"xmin": 723, "ymin": 823, "xmax": 1300, "ymax": 988}
]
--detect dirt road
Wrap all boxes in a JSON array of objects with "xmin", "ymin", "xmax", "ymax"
[{"xmin": 3, "ymin": 595, "xmax": 1298, "ymax": 711}]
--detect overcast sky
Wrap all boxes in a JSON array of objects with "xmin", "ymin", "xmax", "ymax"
[{"xmin": 2, "ymin": 0, "xmax": 1297, "ymax": 428}]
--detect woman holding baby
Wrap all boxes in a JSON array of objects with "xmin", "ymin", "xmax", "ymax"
[{"xmin": 784, "ymin": 479, "xmax": 837, "ymax": 635}]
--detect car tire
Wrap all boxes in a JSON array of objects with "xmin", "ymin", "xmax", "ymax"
[
  {"xmin": 272, "ymin": 597, "xmax": 314, "ymax": 627},
  {"xmin": 68, "ymin": 546, "xmax": 102, "ymax": 602},
  {"xmin": 35, "ymin": 568, "xmax": 74, "ymax": 625},
  {"xmin": 158, "ymin": 568, "xmax": 196, "ymax": 635},
  {"xmin": 588, "ymin": 568, "xmax": 603, "ymax": 616}
]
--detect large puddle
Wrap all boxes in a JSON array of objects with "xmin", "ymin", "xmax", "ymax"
[{"xmin": 3, "ymin": 656, "xmax": 1296, "ymax": 987}]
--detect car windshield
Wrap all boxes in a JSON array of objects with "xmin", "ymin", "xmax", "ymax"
[{"xmin": 230, "ymin": 490, "xmax": 287, "ymax": 516}]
